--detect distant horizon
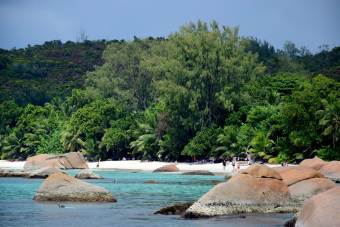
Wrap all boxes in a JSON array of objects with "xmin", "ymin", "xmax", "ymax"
[{"xmin": 1, "ymin": 0, "xmax": 339, "ymax": 51}]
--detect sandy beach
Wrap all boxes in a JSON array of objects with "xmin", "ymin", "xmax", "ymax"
[{"xmin": 0, "ymin": 159, "xmax": 283, "ymax": 174}]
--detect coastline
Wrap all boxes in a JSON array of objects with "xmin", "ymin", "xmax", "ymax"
[{"xmin": 0, "ymin": 159, "xmax": 283, "ymax": 174}]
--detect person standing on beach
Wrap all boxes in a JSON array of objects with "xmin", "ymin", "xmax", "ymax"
[
  {"xmin": 222, "ymin": 159, "xmax": 226, "ymax": 170},
  {"xmin": 232, "ymin": 158, "xmax": 236, "ymax": 172}
]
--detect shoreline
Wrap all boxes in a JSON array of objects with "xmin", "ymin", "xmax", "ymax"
[{"xmin": 0, "ymin": 159, "xmax": 283, "ymax": 174}]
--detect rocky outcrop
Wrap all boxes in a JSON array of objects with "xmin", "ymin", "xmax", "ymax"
[
  {"xmin": 277, "ymin": 166, "xmax": 324, "ymax": 186},
  {"xmin": 299, "ymin": 157, "xmax": 327, "ymax": 170},
  {"xmin": 27, "ymin": 167, "xmax": 65, "ymax": 178},
  {"xmin": 320, "ymin": 161, "xmax": 340, "ymax": 182},
  {"xmin": 184, "ymin": 164, "xmax": 296, "ymax": 218},
  {"xmin": 276, "ymin": 165, "xmax": 334, "ymax": 201},
  {"xmin": 24, "ymin": 152, "xmax": 88, "ymax": 170},
  {"xmin": 33, "ymin": 172, "xmax": 116, "ymax": 202},
  {"xmin": 153, "ymin": 164, "xmax": 179, "ymax": 172},
  {"xmin": 75, "ymin": 169, "xmax": 103, "ymax": 179},
  {"xmin": 288, "ymin": 178, "xmax": 336, "ymax": 201},
  {"xmin": 154, "ymin": 202, "xmax": 193, "ymax": 215},
  {"xmin": 295, "ymin": 187, "xmax": 340, "ymax": 227},
  {"xmin": 182, "ymin": 170, "xmax": 214, "ymax": 176},
  {"xmin": 0, "ymin": 169, "xmax": 28, "ymax": 177}
]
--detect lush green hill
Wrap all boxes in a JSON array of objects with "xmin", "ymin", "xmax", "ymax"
[{"xmin": 0, "ymin": 40, "xmax": 110, "ymax": 105}]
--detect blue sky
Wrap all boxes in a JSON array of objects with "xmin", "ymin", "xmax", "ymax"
[{"xmin": 0, "ymin": 0, "xmax": 339, "ymax": 51}]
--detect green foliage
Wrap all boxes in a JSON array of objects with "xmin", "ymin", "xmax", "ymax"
[
  {"xmin": 1, "ymin": 21, "xmax": 340, "ymax": 162},
  {"xmin": 0, "ymin": 40, "xmax": 108, "ymax": 105},
  {"xmin": 182, "ymin": 127, "xmax": 221, "ymax": 159},
  {"xmin": 61, "ymin": 99, "xmax": 122, "ymax": 158}
]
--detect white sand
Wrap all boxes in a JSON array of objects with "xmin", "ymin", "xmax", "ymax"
[
  {"xmin": 0, "ymin": 160, "xmax": 25, "ymax": 169},
  {"xmin": 0, "ymin": 159, "xmax": 283, "ymax": 174},
  {"xmin": 88, "ymin": 160, "xmax": 235, "ymax": 173}
]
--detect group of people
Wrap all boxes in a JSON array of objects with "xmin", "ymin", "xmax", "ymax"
[{"xmin": 222, "ymin": 156, "xmax": 252, "ymax": 172}]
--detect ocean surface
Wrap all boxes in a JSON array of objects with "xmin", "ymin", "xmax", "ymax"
[{"xmin": 0, "ymin": 170, "xmax": 293, "ymax": 227}]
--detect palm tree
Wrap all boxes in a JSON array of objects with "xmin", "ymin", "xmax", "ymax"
[
  {"xmin": 250, "ymin": 130, "xmax": 275, "ymax": 160},
  {"xmin": 317, "ymin": 100, "xmax": 340, "ymax": 148},
  {"xmin": 215, "ymin": 125, "xmax": 239, "ymax": 158}
]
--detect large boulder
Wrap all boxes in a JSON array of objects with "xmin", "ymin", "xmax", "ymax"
[
  {"xmin": 295, "ymin": 187, "xmax": 340, "ymax": 227},
  {"xmin": 276, "ymin": 166, "xmax": 324, "ymax": 186},
  {"xmin": 75, "ymin": 169, "xmax": 103, "ymax": 179},
  {"xmin": 182, "ymin": 170, "xmax": 214, "ymax": 176},
  {"xmin": 24, "ymin": 152, "xmax": 88, "ymax": 170},
  {"xmin": 61, "ymin": 152, "xmax": 89, "ymax": 169},
  {"xmin": 27, "ymin": 167, "xmax": 65, "ymax": 178},
  {"xmin": 33, "ymin": 172, "xmax": 116, "ymax": 202},
  {"xmin": 241, "ymin": 164, "xmax": 282, "ymax": 179},
  {"xmin": 153, "ymin": 164, "xmax": 179, "ymax": 172},
  {"xmin": 24, "ymin": 154, "xmax": 60, "ymax": 170},
  {"xmin": 299, "ymin": 157, "xmax": 327, "ymax": 170},
  {"xmin": 320, "ymin": 161, "xmax": 340, "ymax": 182},
  {"xmin": 288, "ymin": 178, "xmax": 336, "ymax": 201},
  {"xmin": 184, "ymin": 164, "xmax": 295, "ymax": 218}
]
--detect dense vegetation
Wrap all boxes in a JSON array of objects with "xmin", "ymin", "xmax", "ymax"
[{"xmin": 1, "ymin": 21, "xmax": 339, "ymax": 162}]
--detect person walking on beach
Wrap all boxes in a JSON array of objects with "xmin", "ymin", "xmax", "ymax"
[{"xmin": 222, "ymin": 159, "xmax": 226, "ymax": 171}]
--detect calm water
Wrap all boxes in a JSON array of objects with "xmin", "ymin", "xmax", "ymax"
[{"xmin": 0, "ymin": 170, "xmax": 293, "ymax": 227}]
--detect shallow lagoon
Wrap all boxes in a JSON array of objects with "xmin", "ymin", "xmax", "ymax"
[{"xmin": 0, "ymin": 170, "xmax": 293, "ymax": 227}]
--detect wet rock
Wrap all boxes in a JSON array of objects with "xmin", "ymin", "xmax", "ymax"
[
  {"xmin": 24, "ymin": 152, "xmax": 88, "ymax": 170},
  {"xmin": 182, "ymin": 170, "xmax": 214, "ymax": 176},
  {"xmin": 320, "ymin": 161, "xmax": 340, "ymax": 183},
  {"xmin": 184, "ymin": 164, "xmax": 297, "ymax": 218},
  {"xmin": 295, "ymin": 187, "xmax": 340, "ymax": 227},
  {"xmin": 75, "ymin": 169, "xmax": 103, "ymax": 179},
  {"xmin": 154, "ymin": 202, "xmax": 193, "ymax": 215},
  {"xmin": 284, "ymin": 216, "xmax": 297, "ymax": 227},
  {"xmin": 288, "ymin": 177, "xmax": 336, "ymax": 201},
  {"xmin": 299, "ymin": 157, "xmax": 327, "ymax": 170},
  {"xmin": 33, "ymin": 172, "xmax": 116, "ymax": 202},
  {"xmin": 153, "ymin": 164, "xmax": 179, "ymax": 172}
]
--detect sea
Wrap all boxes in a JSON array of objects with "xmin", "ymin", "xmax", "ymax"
[{"xmin": 0, "ymin": 170, "xmax": 293, "ymax": 227}]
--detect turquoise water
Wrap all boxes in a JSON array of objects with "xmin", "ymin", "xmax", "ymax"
[{"xmin": 0, "ymin": 170, "xmax": 293, "ymax": 227}]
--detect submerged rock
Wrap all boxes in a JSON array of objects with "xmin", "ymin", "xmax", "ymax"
[
  {"xmin": 288, "ymin": 177, "xmax": 336, "ymax": 201},
  {"xmin": 184, "ymin": 164, "xmax": 296, "ymax": 218},
  {"xmin": 24, "ymin": 152, "xmax": 88, "ymax": 171},
  {"xmin": 27, "ymin": 167, "xmax": 65, "ymax": 178},
  {"xmin": 320, "ymin": 161, "xmax": 340, "ymax": 183},
  {"xmin": 33, "ymin": 172, "xmax": 116, "ymax": 202},
  {"xmin": 144, "ymin": 180, "xmax": 160, "ymax": 184},
  {"xmin": 182, "ymin": 170, "xmax": 214, "ymax": 176},
  {"xmin": 75, "ymin": 169, "xmax": 103, "ymax": 179},
  {"xmin": 153, "ymin": 164, "xmax": 179, "ymax": 172},
  {"xmin": 154, "ymin": 202, "xmax": 193, "ymax": 215},
  {"xmin": 299, "ymin": 157, "xmax": 327, "ymax": 170},
  {"xmin": 295, "ymin": 187, "xmax": 340, "ymax": 227}
]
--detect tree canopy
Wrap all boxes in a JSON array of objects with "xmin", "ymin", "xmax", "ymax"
[{"xmin": 1, "ymin": 21, "xmax": 339, "ymax": 162}]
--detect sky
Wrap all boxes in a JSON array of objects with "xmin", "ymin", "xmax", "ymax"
[{"xmin": 0, "ymin": 0, "xmax": 339, "ymax": 51}]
